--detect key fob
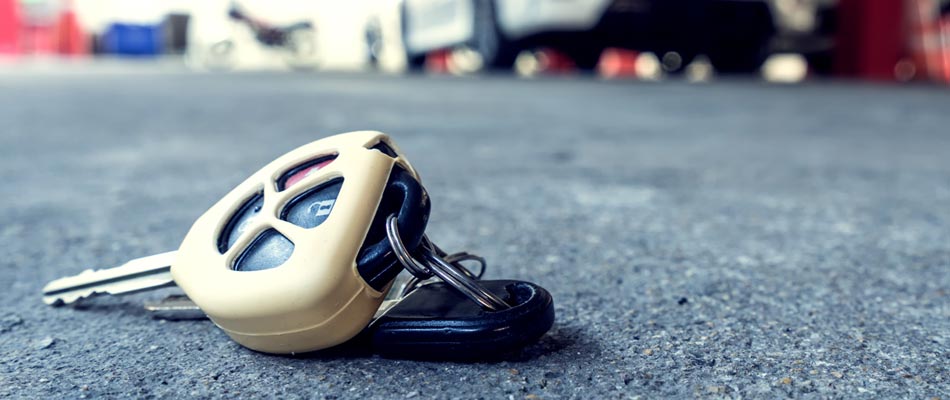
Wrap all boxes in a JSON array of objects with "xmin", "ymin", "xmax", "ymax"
[
  {"xmin": 365, "ymin": 280, "xmax": 555, "ymax": 360},
  {"xmin": 171, "ymin": 131, "xmax": 429, "ymax": 354}
]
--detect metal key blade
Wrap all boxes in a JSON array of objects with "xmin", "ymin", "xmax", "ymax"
[
  {"xmin": 144, "ymin": 295, "xmax": 207, "ymax": 320},
  {"xmin": 144, "ymin": 294, "xmax": 402, "ymax": 321},
  {"xmin": 42, "ymin": 251, "xmax": 178, "ymax": 306}
]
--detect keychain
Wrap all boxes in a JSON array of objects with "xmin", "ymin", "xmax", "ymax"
[{"xmin": 42, "ymin": 131, "xmax": 554, "ymax": 357}]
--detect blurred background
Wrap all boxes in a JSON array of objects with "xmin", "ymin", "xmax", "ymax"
[{"xmin": 0, "ymin": 0, "xmax": 948, "ymax": 83}]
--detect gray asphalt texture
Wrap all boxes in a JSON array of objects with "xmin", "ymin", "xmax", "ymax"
[{"xmin": 1, "ymin": 68, "xmax": 948, "ymax": 399}]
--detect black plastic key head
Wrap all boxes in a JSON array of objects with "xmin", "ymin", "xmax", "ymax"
[{"xmin": 368, "ymin": 280, "xmax": 556, "ymax": 360}]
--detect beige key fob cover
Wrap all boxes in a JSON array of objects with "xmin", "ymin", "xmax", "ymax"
[{"xmin": 171, "ymin": 131, "xmax": 418, "ymax": 354}]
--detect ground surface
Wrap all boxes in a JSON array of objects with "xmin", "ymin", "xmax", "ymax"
[{"xmin": 0, "ymin": 67, "xmax": 948, "ymax": 399}]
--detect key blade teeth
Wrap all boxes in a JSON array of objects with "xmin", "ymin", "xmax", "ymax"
[
  {"xmin": 43, "ymin": 293, "xmax": 80, "ymax": 306},
  {"xmin": 41, "ymin": 276, "xmax": 98, "ymax": 304},
  {"xmin": 43, "ymin": 296, "xmax": 66, "ymax": 307},
  {"xmin": 42, "ymin": 286, "xmax": 100, "ymax": 306}
]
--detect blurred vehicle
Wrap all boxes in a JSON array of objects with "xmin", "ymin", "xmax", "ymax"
[
  {"xmin": 190, "ymin": 1, "xmax": 317, "ymax": 70},
  {"xmin": 384, "ymin": 0, "xmax": 781, "ymax": 74},
  {"xmin": 370, "ymin": 0, "xmax": 844, "ymax": 74}
]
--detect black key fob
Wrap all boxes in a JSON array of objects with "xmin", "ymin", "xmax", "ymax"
[{"xmin": 367, "ymin": 280, "xmax": 555, "ymax": 360}]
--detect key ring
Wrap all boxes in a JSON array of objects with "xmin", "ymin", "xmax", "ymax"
[
  {"xmin": 395, "ymin": 241, "xmax": 486, "ymax": 298},
  {"xmin": 385, "ymin": 214, "xmax": 509, "ymax": 311},
  {"xmin": 405, "ymin": 250, "xmax": 485, "ymax": 297}
]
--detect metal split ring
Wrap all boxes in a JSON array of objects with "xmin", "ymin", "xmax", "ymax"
[
  {"xmin": 397, "ymin": 250, "xmax": 486, "ymax": 299},
  {"xmin": 385, "ymin": 214, "xmax": 509, "ymax": 311}
]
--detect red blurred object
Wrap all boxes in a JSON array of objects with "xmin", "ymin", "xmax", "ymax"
[
  {"xmin": 22, "ymin": 25, "xmax": 55, "ymax": 54},
  {"xmin": 53, "ymin": 0, "xmax": 87, "ymax": 56},
  {"xmin": 906, "ymin": 0, "xmax": 948, "ymax": 82},
  {"xmin": 535, "ymin": 48, "xmax": 575, "ymax": 74},
  {"xmin": 598, "ymin": 48, "xmax": 638, "ymax": 78},
  {"xmin": 835, "ymin": 0, "xmax": 905, "ymax": 80},
  {"xmin": 0, "ymin": 0, "xmax": 20, "ymax": 55},
  {"xmin": 942, "ymin": 15, "xmax": 950, "ymax": 82},
  {"xmin": 19, "ymin": 0, "xmax": 56, "ymax": 55},
  {"xmin": 425, "ymin": 49, "xmax": 451, "ymax": 73},
  {"xmin": 14, "ymin": 0, "xmax": 87, "ymax": 56}
]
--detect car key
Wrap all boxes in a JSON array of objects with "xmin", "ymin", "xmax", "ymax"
[{"xmin": 43, "ymin": 131, "xmax": 439, "ymax": 354}]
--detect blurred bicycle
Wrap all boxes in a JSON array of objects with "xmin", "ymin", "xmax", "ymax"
[{"xmin": 195, "ymin": 2, "xmax": 318, "ymax": 70}]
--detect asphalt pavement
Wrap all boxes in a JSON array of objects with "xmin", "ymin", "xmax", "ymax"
[{"xmin": 1, "ymin": 67, "xmax": 948, "ymax": 399}]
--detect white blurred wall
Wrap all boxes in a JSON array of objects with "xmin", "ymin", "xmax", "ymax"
[
  {"xmin": 312, "ymin": 1, "xmax": 374, "ymax": 69},
  {"xmin": 73, "ymin": 0, "xmax": 380, "ymax": 70}
]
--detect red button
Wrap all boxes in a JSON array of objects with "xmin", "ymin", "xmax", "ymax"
[{"xmin": 283, "ymin": 158, "xmax": 334, "ymax": 190}]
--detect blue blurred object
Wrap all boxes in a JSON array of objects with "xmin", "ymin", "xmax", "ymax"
[{"xmin": 101, "ymin": 23, "xmax": 163, "ymax": 56}]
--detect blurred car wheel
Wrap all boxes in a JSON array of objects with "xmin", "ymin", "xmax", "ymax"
[
  {"xmin": 563, "ymin": 45, "xmax": 604, "ymax": 71},
  {"xmin": 406, "ymin": 53, "xmax": 427, "ymax": 70},
  {"xmin": 707, "ymin": 43, "xmax": 765, "ymax": 74},
  {"xmin": 707, "ymin": 39, "xmax": 768, "ymax": 74},
  {"xmin": 705, "ymin": 1, "xmax": 774, "ymax": 74},
  {"xmin": 466, "ymin": 0, "xmax": 517, "ymax": 70},
  {"xmin": 400, "ymin": 3, "xmax": 428, "ymax": 72},
  {"xmin": 804, "ymin": 51, "xmax": 833, "ymax": 76}
]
